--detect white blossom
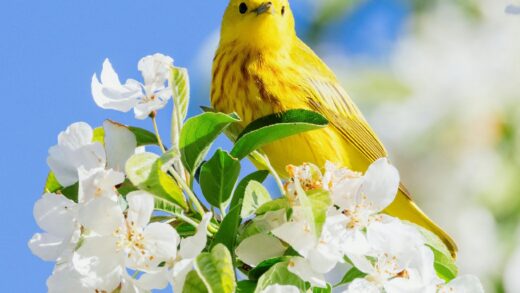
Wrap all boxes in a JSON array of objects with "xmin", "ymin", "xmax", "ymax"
[
  {"xmin": 71, "ymin": 191, "xmax": 180, "ymax": 291},
  {"xmin": 261, "ymin": 284, "xmax": 300, "ymax": 293},
  {"xmin": 92, "ymin": 54, "xmax": 174, "ymax": 119},
  {"xmin": 136, "ymin": 212, "xmax": 213, "ymax": 293},
  {"xmin": 47, "ymin": 122, "xmax": 106, "ymax": 187},
  {"xmin": 28, "ymin": 193, "xmax": 80, "ymax": 261},
  {"xmin": 437, "ymin": 275, "xmax": 484, "ymax": 293},
  {"xmin": 347, "ymin": 221, "xmax": 439, "ymax": 292}
]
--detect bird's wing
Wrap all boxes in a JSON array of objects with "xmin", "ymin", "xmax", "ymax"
[
  {"xmin": 304, "ymin": 76, "xmax": 388, "ymax": 163},
  {"xmin": 291, "ymin": 39, "xmax": 388, "ymax": 163}
]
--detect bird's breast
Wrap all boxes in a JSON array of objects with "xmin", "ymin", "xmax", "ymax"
[{"xmin": 210, "ymin": 46, "xmax": 302, "ymax": 127}]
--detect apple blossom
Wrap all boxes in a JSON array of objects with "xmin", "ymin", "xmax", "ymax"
[
  {"xmin": 47, "ymin": 122, "xmax": 106, "ymax": 187},
  {"xmin": 92, "ymin": 54, "xmax": 174, "ymax": 119},
  {"xmin": 28, "ymin": 193, "xmax": 80, "ymax": 261}
]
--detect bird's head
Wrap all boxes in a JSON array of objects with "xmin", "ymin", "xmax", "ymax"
[{"xmin": 220, "ymin": 0, "xmax": 296, "ymax": 50}]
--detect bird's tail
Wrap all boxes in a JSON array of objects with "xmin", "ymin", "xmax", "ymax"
[{"xmin": 384, "ymin": 186, "xmax": 458, "ymax": 258}]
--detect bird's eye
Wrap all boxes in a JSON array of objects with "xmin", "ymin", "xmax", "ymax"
[
  {"xmin": 239, "ymin": 2, "xmax": 248, "ymax": 14},
  {"xmin": 281, "ymin": 6, "xmax": 285, "ymax": 15}
]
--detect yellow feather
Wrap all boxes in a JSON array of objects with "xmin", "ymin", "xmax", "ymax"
[{"xmin": 211, "ymin": 0, "xmax": 457, "ymax": 256}]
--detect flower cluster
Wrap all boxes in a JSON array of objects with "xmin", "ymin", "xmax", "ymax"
[
  {"xmin": 236, "ymin": 159, "xmax": 484, "ymax": 292},
  {"xmin": 30, "ymin": 120, "xmax": 212, "ymax": 292}
]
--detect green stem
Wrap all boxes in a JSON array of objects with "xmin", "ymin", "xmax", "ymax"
[
  {"xmin": 262, "ymin": 154, "xmax": 285, "ymax": 195},
  {"xmin": 220, "ymin": 204, "xmax": 227, "ymax": 218},
  {"xmin": 165, "ymin": 212, "xmax": 198, "ymax": 228},
  {"xmin": 151, "ymin": 115, "xmax": 167, "ymax": 153},
  {"xmin": 168, "ymin": 166, "xmax": 205, "ymax": 216}
]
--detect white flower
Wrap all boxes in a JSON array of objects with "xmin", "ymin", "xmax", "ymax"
[
  {"xmin": 327, "ymin": 158, "xmax": 400, "ymax": 256},
  {"xmin": 328, "ymin": 158, "xmax": 399, "ymax": 224},
  {"xmin": 437, "ymin": 275, "xmax": 484, "ymax": 293},
  {"xmin": 47, "ymin": 260, "xmax": 145, "ymax": 293},
  {"xmin": 137, "ymin": 213, "xmax": 213, "ymax": 293},
  {"xmin": 28, "ymin": 193, "xmax": 80, "ymax": 261},
  {"xmin": 272, "ymin": 208, "xmax": 349, "ymax": 288},
  {"xmin": 346, "ymin": 278, "xmax": 381, "ymax": 293},
  {"xmin": 47, "ymin": 122, "xmax": 106, "ymax": 187},
  {"xmin": 348, "ymin": 221, "xmax": 438, "ymax": 292},
  {"xmin": 261, "ymin": 284, "xmax": 301, "ymax": 293},
  {"xmin": 92, "ymin": 54, "xmax": 174, "ymax": 119},
  {"xmin": 70, "ymin": 191, "xmax": 180, "ymax": 291},
  {"xmin": 76, "ymin": 166, "xmax": 125, "ymax": 235}
]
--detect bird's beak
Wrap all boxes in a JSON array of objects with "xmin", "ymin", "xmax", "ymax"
[{"xmin": 253, "ymin": 2, "xmax": 273, "ymax": 15}]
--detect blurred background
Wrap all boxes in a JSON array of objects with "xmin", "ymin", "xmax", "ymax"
[{"xmin": 1, "ymin": 0, "xmax": 518, "ymax": 292}]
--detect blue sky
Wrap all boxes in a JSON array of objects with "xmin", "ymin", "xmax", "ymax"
[{"xmin": 0, "ymin": 0, "xmax": 407, "ymax": 291}]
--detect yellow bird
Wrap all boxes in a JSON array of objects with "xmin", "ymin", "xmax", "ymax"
[{"xmin": 211, "ymin": 0, "xmax": 457, "ymax": 256}]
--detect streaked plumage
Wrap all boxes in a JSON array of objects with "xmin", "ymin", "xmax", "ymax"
[{"xmin": 211, "ymin": 0, "xmax": 457, "ymax": 256}]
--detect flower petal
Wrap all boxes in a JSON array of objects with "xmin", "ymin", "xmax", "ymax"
[
  {"xmin": 288, "ymin": 256, "xmax": 326, "ymax": 288},
  {"xmin": 143, "ymin": 222, "xmax": 180, "ymax": 261},
  {"xmin": 271, "ymin": 220, "xmax": 317, "ymax": 258},
  {"xmin": 179, "ymin": 213, "xmax": 212, "ymax": 259},
  {"xmin": 28, "ymin": 232, "xmax": 69, "ymax": 261},
  {"xmin": 346, "ymin": 278, "xmax": 381, "ymax": 293},
  {"xmin": 78, "ymin": 197, "xmax": 124, "ymax": 235},
  {"xmin": 261, "ymin": 284, "xmax": 301, "ymax": 293},
  {"xmin": 78, "ymin": 167, "xmax": 124, "ymax": 203},
  {"xmin": 137, "ymin": 270, "xmax": 170, "ymax": 291},
  {"xmin": 104, "ymin": 120, "xmax": 138, "ymax": 172},
  {"xmin": 172, "ymin": 259, "xmax": 194, "ymax": 293},
  {"xmin": 360, "ymin": 158, "xmax": 400, "ymax": 212},
  {"xmin": 126, "ymin": 191, "xmax": 155, "ymax": 229},
  {"xmin": 33, "ymin": 193, "xmax": 77, "ymax": 237},
  {"xmin": 92, "ymin": 59, "xmax": 141, "ymax": 112}
]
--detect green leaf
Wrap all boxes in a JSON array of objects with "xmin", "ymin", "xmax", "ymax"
[
  {"xmin": 230, "ymin": 109, "xmax": 328, "ymax": 159},
  {"xmin": 180, "ymin": 112, "xmax": 240, "ymax": 174},
  {"xmin": 237, "ymin": 280, "xmax": 257, "ymax": 293},
  {"xmin": 430, "ymin": 245, "xmax": 458, "ymax": 282},
  {"xmin": 128, "ymin": 126, "xmax": 159, "ymax": 146},
  {"xmin": 92, "ymin": 127, "xmax": 105, "ymax": 144},
  {"xmin": 183, "ymin": 270, "xmax": 208, "ymax": 293},
  {"xmin": 241, "ymin": 181, "xmax": 271, "ymax": 218},
  {"xmin": 416, "ymin": 225, "xmax": 458, "ymax": 281},
  {"xmin": 254, "ymin": 262, "xmax": 307, "ymax": 293},
  {"xmin": 199, "ymin": 149, "xmax": 241, "ymax": 209},
  {"xmin": 194, "ymin": 244, "xmax": 236, "ymax": 293},
  {"xmin": 44, "ymin": 172, "xmax": 62, "ymax": 193},
  {"xmin": 61, "ymin": 182, "xmax": 79, "ymax": 202},
  {"xmin": 248, "ymin": 256, "xmax": 290, "ymax": 280},
  {"xmin": 212, "ymin": 171, "xmax": 269, "ymax": 254},
  {"xmin": 125, "ymin": 152, "xmax": 187, "ymax": 210},
  {"xmin": 256, "ymin": 198, "xmax": 290, "ymax": 216},
  {"xmin": 335, "ymin": 267, "xmax": 367, "ymax": 287},
  {"xmin": 171, "ymin": 66, "xmax": 190, "ymax": 122},
  {"xmin": 313, "ymin": 284, "xmax": 332, "ymax": 293}
]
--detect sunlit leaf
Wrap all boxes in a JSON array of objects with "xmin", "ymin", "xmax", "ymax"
[
  {"xmin": 199, "ymin": 149, "xmax": 241, "ymax": 209},
  {"xmin": 194, "ymin": 244, "xmax": 236, "ymax": 293},
  {"xmin": 230, "ymin": 109, "xmax": 328, "ymax": 159},
  {"xmin": 180, "ymin": 112, "xmax": 240, "ymax": 174}
]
